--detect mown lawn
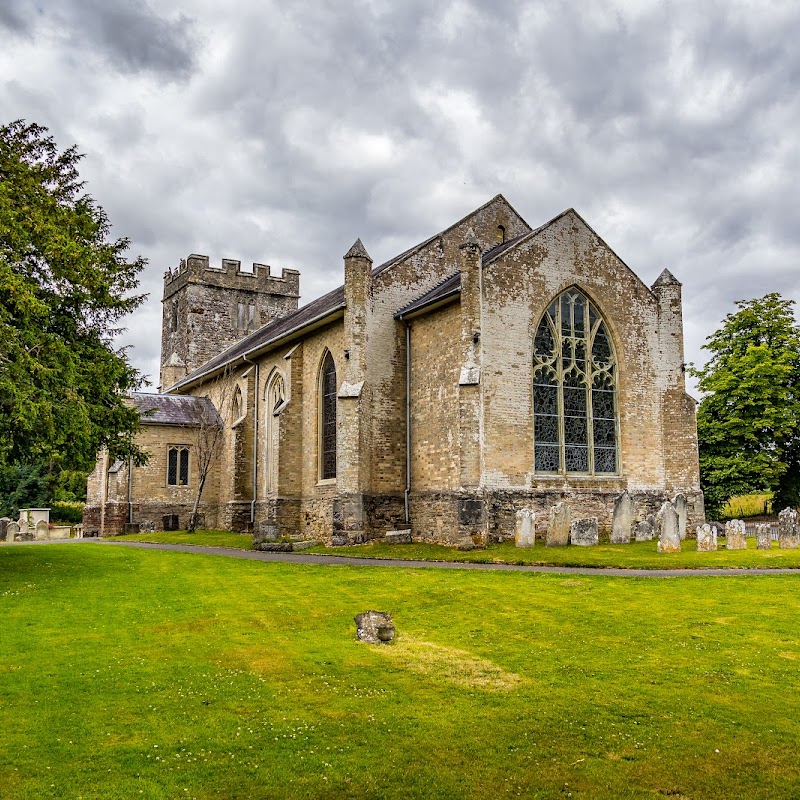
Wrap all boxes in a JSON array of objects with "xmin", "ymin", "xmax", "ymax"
[
  {"xmin": 2, "ymin": 544, "xmax": 800, "ymax": 799},
  {"xmin": 105, "ymin": 531, "xmax": 800, "ymax": 570}
]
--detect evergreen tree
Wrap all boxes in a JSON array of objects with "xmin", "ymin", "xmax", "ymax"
[
  {"xmin": 693, "ymin": 293, "xmax": 800, "ymax": 516},
  {"xmin": 0, "ymin": 120, "xmax": 146, "ymax": 492}
]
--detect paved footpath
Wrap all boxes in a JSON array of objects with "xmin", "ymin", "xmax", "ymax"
[{"xmin": 62, "ymin": 539, "xmax": 800, "ymax": 578}]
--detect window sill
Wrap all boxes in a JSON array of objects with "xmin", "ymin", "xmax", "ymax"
[{"xmin": 316, "ymin": 478, "xmax": 337, "ymax": 487}]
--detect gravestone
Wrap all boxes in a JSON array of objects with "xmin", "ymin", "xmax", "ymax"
[
  {"xmin": 725, "ymin": 519, "xmax": 747, "ymax": 550},
  {"xmin": 778, "ymin": 507, "xmax": 799, "ymax": 549},
  {"xmin": 17, "ymin": 513, "xmax": 30, "ymax": 538},
  {"xmin": 672, "ymin": 493, "xmax": 688, "ymax": 540},
  {"xmin": 0, "ymin": 517, "xmax": 9, "ymax": 540},
  {"xmin": 514, "ymin": 509, "xmax": 536, "ymax": 547},
  {"xmin": 547, "ymin": 502, "xmax": 570, "ymax": 547},
  {"xmin": 634, "ymin": 515, "xmax": 655, "ymax": 542},
  {"xmin": 657, "ymin": 502, "xmax": 681, "ymax": 553},
  {"xmin": 696, "ymin": 523, "xmax": 717, "ymax": 552},
  {"xmin": 570, "ymin": 518, "xmax": 598, "ymax": 546},
  {"xmin": 6, "ymin": 521, "xmax": 19, "ymax": 542},
  {"xmin": 755, "ymin": 523, "xmax": 772, "ymax": 550},
  {"xmin": 354, "ymin": 611, "xmax": 395, "ymax": 644},
  {"xmin": 611, "ymin": 491, "xmax": 633, "ymax": 544},
  {"xmin": 162, "ymin": 514, "xmax": 180, "ymax": 532},
  {"xmin": 34, "ymin": 520, "xmax": 49, "ymax": 540}
]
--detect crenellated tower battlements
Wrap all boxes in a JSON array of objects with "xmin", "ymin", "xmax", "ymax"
[{"xmin": 159, "ymin": 253, "xmax": 301, "ymax": 391}]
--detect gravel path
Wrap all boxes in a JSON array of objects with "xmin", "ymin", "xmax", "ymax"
[{"xmin": 78, "ymin": 539, "xmax": 800, "ymax": 578}]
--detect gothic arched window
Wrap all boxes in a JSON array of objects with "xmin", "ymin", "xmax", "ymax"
[
  {"xmin": 231, "ymin": 386, "xmax": 243, "ymax": 423},
  {"xmin": 319, "ymin": 352, "xmax": 337, "ymax": 480},
  {"xmin": 533, "ymin": 289, "xmax": 618, "ymax": 475},
  {"xmin": 264, "ymin": 372, "xmax": 286, "ymax": 493}
]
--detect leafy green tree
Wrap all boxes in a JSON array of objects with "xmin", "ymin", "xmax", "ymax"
[
  {"xmin": 692, "ymin": 293, "xmax": 800, "ymax": 516},
  {"xmin": 0, "ymin": 120, "xmax": 146, "ymax": 494}
]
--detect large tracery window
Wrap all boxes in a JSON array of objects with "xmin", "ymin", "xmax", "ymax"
[
  {"xmin": 319, "ymin": 352, "xmax": 337, "ymax": 480},
  {"xmin": 533, "ymin": 289, "xmax": 618, "ymax": 475}
]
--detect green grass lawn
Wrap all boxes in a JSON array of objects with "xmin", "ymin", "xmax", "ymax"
[
  {"xmin": 105, "ymin": 531, "xmax": 800, "ymax": 570},
  {"xmin": 2, "ymin": 545, "xmax": 800, "ymax": 798},
  {"xmin": 106, "ymin": 530, "xmax": 255, "ymax": 549}
]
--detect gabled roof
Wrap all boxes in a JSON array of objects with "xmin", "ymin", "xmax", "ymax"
[
  {"xmin": 167, "ymin": 194, "xmax": 524, "ymax": 392},
  {"xmin": 131, "ymin": 393, "xmax": 222, "ymax": 427}
]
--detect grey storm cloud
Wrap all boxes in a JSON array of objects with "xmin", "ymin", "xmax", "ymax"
[{"xmin": 1, "ymin": 0, "xmax": 799, "ymax": 388}]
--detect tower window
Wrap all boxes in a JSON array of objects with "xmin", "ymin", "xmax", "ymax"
[
  {"xmin": 237, "ymin": 302, "xmax": 257, "ymax": 332},
  {"xmin": 497, "ymin": 225, "xmax": 506, "ymax": 243},
  {"xmin": 170, "ymin": 301, "xmax": 178, "ymax": 332}
]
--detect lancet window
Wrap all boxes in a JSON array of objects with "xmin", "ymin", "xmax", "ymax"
[
  {"xmin": 319, "ymin": 352, "xmax": 337, "ymax": 480},
  {"xmin": 533, "ymin": 289, "xmax": 618, "ymax": 475}
]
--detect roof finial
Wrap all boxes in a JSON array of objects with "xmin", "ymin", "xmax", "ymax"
[
  {"xmin": 344, "ymin": 238, "xmax": 372, "ymax": 262},
  {"xmin": 651, "ymin": 268, "xmax": 681, "ymax": 290}
]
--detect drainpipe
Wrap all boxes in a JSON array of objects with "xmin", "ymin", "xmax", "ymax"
[
  {"xmin": 404, "ymin": 322, "xmax": 411, "ymax": 524},
  {"xmin": 244, "ymin": 356, "xmax": 259, "ymax": 526},
  {"xmin": 127, "ymin": 454, "xmax": 133, "ymax": 525}
]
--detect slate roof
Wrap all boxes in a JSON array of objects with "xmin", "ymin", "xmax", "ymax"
[
  {"xmin": 166, "ymin": 194, "xmax": 534, "ymax": 391},
  {"xmin": 130, "ymin": 393, "xmax": 222, "ymax": 427}
]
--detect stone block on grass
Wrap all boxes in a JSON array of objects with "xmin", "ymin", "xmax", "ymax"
[
  {"xmin": 291, "ymin": 540, "xmax": 318, "ymax": 551},
  {"xmin": 385, "ymin": 530, "xmax": 412, "ymax": 545}
]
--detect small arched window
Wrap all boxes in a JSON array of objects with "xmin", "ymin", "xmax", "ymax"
[
  {"xmin": 497, "ymin": 225, "xmax": 506, "ymax": 243},
  {"xmin": 533, "ymin": 289, "xmax": 618, "ymax": 474},
  {"xmin": 264, "ymin": 372, "xmax": 286, "ymax": 493},
  {"xmin": 319, "ymin": 352, "xmax": 337, "ymax": 480},
  {"xmin": 231, "ymin": 386, "xmax": 243, "ymax": 423}
]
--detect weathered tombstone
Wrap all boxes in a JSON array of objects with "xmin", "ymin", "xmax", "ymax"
[
  {"xmin": 755, "ymin": 523, "xmax": 772, "ymax": 550},
  {"xmin": 778, "ymin": 507, "xmax": 800, "ymax": 549},
  {"xmin": 725, "ymin": 519, "xmax": 747, "ymax": 550},
  {"xmin": 34, "ymin": 520, "xmax": 49, "ymax": 540},
  {"xmin": 634, "ymin": 516, "xmax": 655, "ymax": 542},
  {"xmin": 514, "ymin": 509, "xmax": 536, "ymax": 547},
  {"xmin": 672, "ymin": 493, "xmax": 688, "ymax": 540},
  {"xmin": 611, "ymin": 491, "xmax": 633, "ymax": 544},
  {"xmin": 17, "ymin": 513, "xmax": 30, "ymax": 537},
  {"xmin": 0, "ymin": 517, "xmax": 9, "ymax": 540},
  {"xmin": 570, "ymin": 518, "xmax": 599, "ymax": 546},
  {"xmin": 696, "ymin": 523, "xmax": 717, "ymax": 552},
  {"xmin": 354, "ymin": 611, "xmax": 395, "ymax": 644},
  {"xmin": 162, "ymin": 514, "xmax": 180, "ymax": 532},
  {"xmin": 6, "ymin": 521, "xmax": 19, "ymax": 542},
  {"xmin": 657, "ymin": 502, "xmax": 681, "ymax": 553},
  {"xmin": 547, "ymin": 502, "xmax": 570, "ymax": 547}
]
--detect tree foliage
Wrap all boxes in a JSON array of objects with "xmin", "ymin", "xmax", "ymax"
[
  {"xmin": 692, "ymin": 293, "xmax": 800, "ymax": 516},
  {"xmin": 0, "ymin": 120, "xmax": 146, "ymax": 481}
]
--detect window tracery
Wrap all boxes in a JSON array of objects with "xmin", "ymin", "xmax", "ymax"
[{"xmin": 533, "ymin": 289, "xmax": 618, "ymax": 475}]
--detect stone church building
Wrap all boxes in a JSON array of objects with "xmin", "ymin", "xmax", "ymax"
[{"xmin": 84, "ymin": 195, "xmax": 704, "ymax": 543}]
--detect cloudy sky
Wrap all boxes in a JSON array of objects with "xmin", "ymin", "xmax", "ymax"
[{"xmin": 2, "ymin": 0, "xmax": 799, "ymax": 391}]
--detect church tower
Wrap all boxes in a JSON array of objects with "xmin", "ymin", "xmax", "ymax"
[{"xmin": 159, "ymin": 255, "xmax": 300, "ymax": 390}]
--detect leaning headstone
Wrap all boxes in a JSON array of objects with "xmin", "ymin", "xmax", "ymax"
[
  {"xmin": 6, "ymin": 521, "xmax": 19, "ymax": 542},
  {"xmin": 755, "ymin": 523, "xmax": 772, "ymax": 550},
  {"xmin": 657, "ymin": 502, "xmax": 681, "ymax": 553},
  {"xmin": 514, "ymin": 509, "xmax": 536, "ymax": 547},
  {"xmin": 570, "ymin": 518, "xmax": 598, "ymax": 546},
  {"xmin": 611, "ymin": 491, "xmax": 634, "ymax": 544},
  {"xmin": 354, "ymin": 611, "xmax": 395, "ymax": 644},
  {"xmin": 0, "ymin": 517, "xmax": 9, "ymax": 541},
  {"xmin": 634, "ymin": 515, "xmax": 656, "ymax": 542},
  {"xmin": 34, "ymin": 520, "xmax": 49, "ymax": 541},
  {"xmin": 696, "ymin": 523, "xmax": 717, "ymax": 552},
  {"xmin": 778, "ymin": 507, "xmax": 800, "ymax": 549},
  {"xmin": 724, "ymin": 519, "xmax": 747, "ymax": 550},
  {"xmin": 546, "ymin": 502, "xmax": 570, "ymax": 547},
  {"xmin": 672, "ymin": 493, "xmax": 688, "ymax": 540}
]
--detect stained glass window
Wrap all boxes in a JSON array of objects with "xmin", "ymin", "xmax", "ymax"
[
  {"xmin": 320, "ymin": 352, "xmax": 337, "ymax": 480},
  {"xmin": 533, "ymin": 290, "xmax": 618, "ymax": 474}
]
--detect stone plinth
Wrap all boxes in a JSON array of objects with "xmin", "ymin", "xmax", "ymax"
[
  {"xmin": 611, "ymin": 491, "xmax": 633, "ymax": 544},
  {"xmin": 354, "ymin": 611, "xmax": 395, "ymax": 644},
  {"xmin": 514, "ymin": 509, "xmax": 535, "ymax": 547},
  {"xmin": 570, "ymin": 518, "xmax": 598, "ymax": 547},
  {"xmin": 547, "ymin": 502, "xmax": 570, "ymax": 547},
  {"xmin": 385, "ymin": 530, "xmax": 412, "ymax": 545},
  {"xmin": 725, "ymin": 519, "xmax": 747, "ymax": 550}
]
